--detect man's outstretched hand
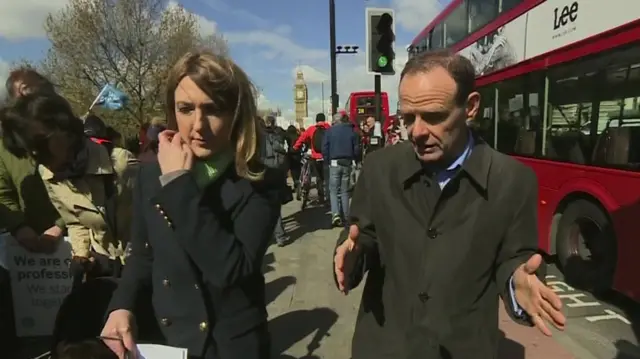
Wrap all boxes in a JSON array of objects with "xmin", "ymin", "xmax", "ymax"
[
  {"xmin": 513, "ymin": 253, "xmax": 567, "ymax": 336},
  {"xmin": 334, "ymin": 224, "xmax": 360, "ymax": 294}
]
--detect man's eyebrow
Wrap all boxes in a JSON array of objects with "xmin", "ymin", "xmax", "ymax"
[{"xmin": 401, "ymin": 109, "xmax": 449, "ymax": 116}]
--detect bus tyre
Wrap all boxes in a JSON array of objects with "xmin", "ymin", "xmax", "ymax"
[{"xmin": 556, "ymin": 199, "xmax": 616, "ymax": 292}]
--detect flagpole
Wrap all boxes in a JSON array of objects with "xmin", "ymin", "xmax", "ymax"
[{"xmin": 88, "ymin": 85, "xmax": 108, "ymax": 112}]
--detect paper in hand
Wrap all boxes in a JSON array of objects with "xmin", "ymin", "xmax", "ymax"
[{"xmin": 136, "ymin": 344, "xmax": 188, "ymax": 359}]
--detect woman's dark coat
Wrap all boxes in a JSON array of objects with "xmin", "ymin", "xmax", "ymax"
[{"xmin": 108, "ymin": 162, "xmax": 280, "ymax": 359}]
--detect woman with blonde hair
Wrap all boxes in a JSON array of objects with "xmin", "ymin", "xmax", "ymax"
[{"xmin": 101, "ymin": 51, "xmax": 280, "ymax": 359}]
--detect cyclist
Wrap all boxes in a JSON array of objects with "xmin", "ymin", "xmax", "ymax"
[{"xmin": 293, "ymin": 113, "xmax": 330, "ymax": 203}]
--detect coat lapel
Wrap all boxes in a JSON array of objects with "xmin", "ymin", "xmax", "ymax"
[{"xmin": 396, "ymin": 143, "xmax": 432, "ymax": 231}]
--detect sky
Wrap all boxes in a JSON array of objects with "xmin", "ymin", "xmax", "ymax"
[{"xmin": 0, "ymin": 0, "xmax": 450, "ymax": 120}]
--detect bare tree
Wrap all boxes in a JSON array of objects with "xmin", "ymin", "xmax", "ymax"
[{"xmin": 41, "ymin": 0, "xmax": 228, "ymax": 136}]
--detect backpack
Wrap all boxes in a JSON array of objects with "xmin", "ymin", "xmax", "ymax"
[
  {"xmin": 312, "ymin": 125, "xmax": 326, "ymax": 152},
  {"xmin": 263, "ymin": 131, "xmax": 287, "ymax": 169}
]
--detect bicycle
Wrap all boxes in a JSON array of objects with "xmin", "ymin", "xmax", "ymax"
[{"xmin": 297, "ymin": 152, "xmax": 313, "ymax": 210}]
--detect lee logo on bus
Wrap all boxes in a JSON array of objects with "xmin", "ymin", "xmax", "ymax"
[{"xmin": 553, "ymin": 1, "xmax": 578, "ymax": 30}]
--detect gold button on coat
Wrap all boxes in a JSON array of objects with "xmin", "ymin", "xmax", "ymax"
[
  {"xmin": 161, "ymin": 318, "xmax": 171, "ymax": 326},
  {"xmin": 162, "ymin": 279, "xmax": 170, "ymax": 287},
  {"xmin": 199, "ymin": 321, "xmax": 208, "ymax": 331}
]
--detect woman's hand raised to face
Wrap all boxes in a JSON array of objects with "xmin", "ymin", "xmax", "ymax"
[{"xmin": 157, "ymin": 130, "xmax": 194, "ymax": 175}]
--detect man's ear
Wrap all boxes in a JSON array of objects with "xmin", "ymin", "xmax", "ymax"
[
  {"xmin": 465, "ymin": 91, "xmax": 481, "ymax": 121},
  {"xmin": 18, "ymin": 83, "xmax": 30, "ymax": 96}
]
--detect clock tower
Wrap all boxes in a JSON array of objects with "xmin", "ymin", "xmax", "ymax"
[{"xmin": 294, "ymin": 69, "xmax": 308, "ymax": 127}]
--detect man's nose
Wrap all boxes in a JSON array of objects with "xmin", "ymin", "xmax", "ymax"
[{"xmin": 411, "ymin": 118, "xmax": 430, "ymax": 138}]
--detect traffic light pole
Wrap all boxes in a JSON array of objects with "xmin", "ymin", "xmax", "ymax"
[
  {"xmin": 374, "ymin": 74, "xmax": 381, "ymax": 124},
  {"xmin": 370, "ymin": 73, "xmax": 383, "ymax": 151},
  {"xmin": 329, "ymin": 0, "xmax": 338, "ymax": 116}
]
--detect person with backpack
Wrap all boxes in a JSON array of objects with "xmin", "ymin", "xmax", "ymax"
[
  {"xmin": 293, "ymin": 113, "xmax": 330, "ymax": 203},
  {"xmin": 262, "ymin": 116, "xmax": 293, "ymax": 246},
  {"xmin": 0, "ymin": 92, "xmax": 138, "ymax": 288},
  {"xmin": 322, "ymin": 113, "xmax": 360, "ymax": 227}
]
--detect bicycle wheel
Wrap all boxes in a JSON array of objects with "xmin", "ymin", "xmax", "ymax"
[
  {"xmin": 301, "ymin": 190, "xmax": 308, "ymax": 210},
  {"xmin": 296, "ymin": 185, "xmax": 302, "ymax": 201},
  {"xmin": 297, "ymin": 161, "xmax": 309, "ymax": 202},
  {"xmin": 300, "ymin": 172, "xmax": 310, "ymax": 210},
  {"xmin": 300, "ymin": 176, "xmax": 310, "ymax": 210}
]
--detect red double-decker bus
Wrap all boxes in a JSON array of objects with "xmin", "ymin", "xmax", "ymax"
[
  {"xmin": 344, "ymin": 91, "xmax": 392, "ymax": 133},
  {"xmin": 410, "ymin": 0, "xmax": 640, "ymax": 302}
]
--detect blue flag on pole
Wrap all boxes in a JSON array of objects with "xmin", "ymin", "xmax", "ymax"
[{"xmin": 94, "ymin": 84, "xmax": 129, "ymax": 110}]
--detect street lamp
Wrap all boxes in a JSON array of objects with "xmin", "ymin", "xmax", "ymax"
[
  {"xmin": 329, "ymin": 0, "xmax": 360, "ymax": 115},
  {"xmin": 329, "ymin": 45, "xmax": 359, "ymax": 116},
  {"xmin": 335, "ymin": 45, "xmax": 359, "ymax": 54}
]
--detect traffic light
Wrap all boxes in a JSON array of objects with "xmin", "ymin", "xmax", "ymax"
[{"xmin": 366, "ymin": 8, "xmax": 395, "ymax": 75}]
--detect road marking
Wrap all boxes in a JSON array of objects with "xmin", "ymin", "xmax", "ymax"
[
  {"xmin": 544, "ymin": 275, "xmax": 631, "ymax": 324},
  {"xmin": 548, "ymin": 280, "xmax": 575, "ymax": 293},
  {"xmin": 558, "ymin": 293, "xmax": 601, "ymax": 308},
  {"xmin": 585, "ymin": 309, "xmax": 631, "ymax": 325}
]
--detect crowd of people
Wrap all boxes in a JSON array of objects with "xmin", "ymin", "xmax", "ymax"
[{"xmin": 0, "ymin": 49, "xmax": 567, "ymax": 359}]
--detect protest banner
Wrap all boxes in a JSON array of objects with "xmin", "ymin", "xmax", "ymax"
[{"xmin": 1, "ymin": 233, "xmax": 73, "ymax": 337}]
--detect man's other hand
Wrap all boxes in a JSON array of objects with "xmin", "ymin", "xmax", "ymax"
[
  {"xmin": 513, "ymin": 253, "xmax": 567, "ymax": 336},
  {"xmin": 334, "ymin": 224, "xmax": 360, "ymax": 294}
]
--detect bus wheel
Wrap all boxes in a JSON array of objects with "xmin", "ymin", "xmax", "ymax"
[{"xmin": 556, "ymin": 199, "xmax": 616, "ymax": 292}]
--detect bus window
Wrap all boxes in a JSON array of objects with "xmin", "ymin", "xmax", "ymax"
[
  {"xmin": 445, "ymin": 0, "xmax": 469, "ymax": 46},
  {"xmin": 496, "ymin": 73, "xmax": 542, "ymax": 156},
  {"xmin": 418, "ymin": 36, "xmax": 429, "ymax": 54},
  {"xmin": 472, "ymin": 85, "xmax": 496, "ymax": 147},
  {"xmin": 357, "ymin": 97, "xmax": 374, "ymax": 107},
  {"xmin": 431, "ymin": 23, "xmax": 444, "ymax": 49},
  {"xmin": 545, "ymin": 67, "xmax": 596, "ymax": 164},
  {"xmin": 593, "ymin": 62, "xmax": 640, "ymax": 169},
  {"xmin": 468, "ymin": 0, "xmax": 498, "ymax": 33},
  {"xmin": 500, "ymin": 0, "xmax": 523, "ymax": 13}
]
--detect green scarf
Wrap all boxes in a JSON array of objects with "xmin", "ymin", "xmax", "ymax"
[{"xmin": 192, "ymin": 151, "xmax": 234, "ymax": 188}]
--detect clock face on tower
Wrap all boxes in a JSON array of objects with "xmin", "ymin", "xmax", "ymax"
[{"xmin": 296, "ymin": 90, "xmax": 304, "ymax": 99}]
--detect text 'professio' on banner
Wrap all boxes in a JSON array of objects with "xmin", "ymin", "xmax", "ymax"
[{"xmin": 1, "ymin": 233, "xmax": 73, "ymax": 337}]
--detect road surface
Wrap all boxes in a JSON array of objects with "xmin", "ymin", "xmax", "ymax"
[
  {"xmin": 265, "ymin": 199, "xmax": 604, "ymax": 358},
  {"xmin": 14, "ymin": 197, "xmax": 640, "ymax": 358}
]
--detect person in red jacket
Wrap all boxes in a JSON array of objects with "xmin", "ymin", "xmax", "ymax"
[{"xmin": 293, "ymin": 113, "xmax": 330, "ymax": 202}]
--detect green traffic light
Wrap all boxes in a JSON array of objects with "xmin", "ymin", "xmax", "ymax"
[{"xmin": 377, "ymin": 55, "xmax": 388, "ymax": 67}]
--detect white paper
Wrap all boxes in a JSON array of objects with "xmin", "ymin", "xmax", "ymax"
[
  {"xmin": 137, "ymin": 344, "xmax": 188, "ymax": 359},
  {"xmin": 330, "ymin": 159, "xmax": 338, "ymax": 167}
]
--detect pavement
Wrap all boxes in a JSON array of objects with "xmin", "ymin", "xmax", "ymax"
[
  {"xmin": 265, "ymin": 198, "xmax": 595, "ymax": 358},
  {"xmin": 12, "ymin": 193, "xmax": 640, "ymax": 358},
  {"xmin": 543, "ymin": 268, "xmax": 640, "ymax": 359}
]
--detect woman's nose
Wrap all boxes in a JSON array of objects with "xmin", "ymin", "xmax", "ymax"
[{"xmin": 192, "ymin": 110, "xmax": 205, "ymax": 131}]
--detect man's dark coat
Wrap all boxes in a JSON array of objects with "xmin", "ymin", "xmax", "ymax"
[{"xmin": 335, "ymin": 138, "xmax": 545, "ymax": 359}]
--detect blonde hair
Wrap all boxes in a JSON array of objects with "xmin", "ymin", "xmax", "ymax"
[{"xmin": 165, "ymin": 51, "xmax": 263, "ymax": 181}]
